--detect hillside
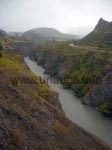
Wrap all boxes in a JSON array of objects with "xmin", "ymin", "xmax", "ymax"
[
  {"xmin": 0, "ymin": 39, "xmax": 110, "ymax": 149},
  {"xmin": 23, "ymin": 30, "xmax": 47, "ymax": 45},
  {"xmin": 23, "ymin": 27, "xmax": 78, "ymax": 42},
  {"xmin": 80, "ymin": 18, "xmax": 112, "ymax": 47},
  {"xmin": 28, "ymin": 43, "xmax": 112, "ymax": 117}
]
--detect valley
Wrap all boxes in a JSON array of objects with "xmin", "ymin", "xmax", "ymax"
[
  {"xmin": 0, "ymin": 17, "xmax": 112, "ymax": 149},
  {"xmin": 0, "ymin": 39, "xmax": 109, "ymax": 150},
  {"xmin": 25, "ymin": 57, "xmax": 112, "ymax": 147}
]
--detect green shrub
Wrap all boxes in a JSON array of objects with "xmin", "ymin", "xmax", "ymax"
[
  {"xmin": 72, "ymin": 83, "xmax": 85, "ymax": 97},
  {"xmin": 100, "ymin": 102, "xmax": 112, "ymax": 117}
]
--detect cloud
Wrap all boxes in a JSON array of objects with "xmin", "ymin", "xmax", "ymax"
[{"xmin": 0, "ymin": 0, "xmax": 112, "ymax": 33}]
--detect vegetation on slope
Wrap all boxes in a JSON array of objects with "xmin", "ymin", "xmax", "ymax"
[{"xmin": 29, "ymin": 43, "xmax": 112, "ymax": 117}]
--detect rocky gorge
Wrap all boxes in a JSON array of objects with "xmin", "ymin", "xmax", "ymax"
[
  {"xmin": 0, "ymin": 38, "xmax": 110, "ymax": 149},
  {"xmin": 6, "ymin": 38, "xmax": 112, "ymax": 117}
]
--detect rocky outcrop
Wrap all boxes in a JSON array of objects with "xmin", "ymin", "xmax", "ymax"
[{"xmin": 82, "ymin": 73, "xmax": 112, "ymax": 107}]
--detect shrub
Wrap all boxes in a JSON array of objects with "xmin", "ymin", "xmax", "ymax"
[
  {"xmin": 13, "ymin": 129, "xmax": 25, "ymax": 149},
  {"xmin": 0, "ymin": 51, "xmax": 2, "ymax": 58},
  {"xmin": 72, "ymin": 83, "xmax": 85, "ymax": 97},
  {"xmin": 54, "ymin": 120, "xmax": 70, "ymax": 135},
  {"xmin": 100, "ymin": 102, "xmax": 112, "ymax": 117}
]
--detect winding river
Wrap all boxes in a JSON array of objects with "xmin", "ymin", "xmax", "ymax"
[{"xmin": 24, "ymin": 57, "xmax": 112, "ymax": 147}]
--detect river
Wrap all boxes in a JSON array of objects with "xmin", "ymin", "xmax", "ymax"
[{"xmin": 24, "ymin": 57, "xmax": 112, "ymax": 147}]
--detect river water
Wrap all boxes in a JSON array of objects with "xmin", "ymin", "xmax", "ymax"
[{"xmin": 24, "ymin": 57, "xmax": 112, "ymax": 147}]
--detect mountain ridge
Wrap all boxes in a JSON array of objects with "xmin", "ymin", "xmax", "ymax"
[
  {"xmin": 23, "ymin": 27, "xmax": 79, "ymax": 41},
  {"xmin": 80, "ymin": 18, "xmax": 112, "ymax": 47}
]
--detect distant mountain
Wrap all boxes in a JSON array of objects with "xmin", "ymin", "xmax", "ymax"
[
  {"xmin": 80, "ymin": 18, "xmax": 112, "ymax": 47},
  {"xmin": 23, "ymin": 27, "xmax": 79, "ymax": 42},
  {"xmin": 7, "ymin": 32, "xmax": 23, "ymax": 37}
]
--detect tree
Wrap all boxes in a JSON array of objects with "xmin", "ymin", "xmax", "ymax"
[
  {"xmin": 73, "ymin": 40, "xmax": 77, "ymax": 46},
  {"xmin": 0, "ymin": 43, "xmax": 3, "ymax": 50},
  {"xmin": 0, "ymin": 42, "xmax": 3, "ymax": 58},
  {"xmin": 100, "ymin": 102, "xmax": 112, "ymax": 117},
  {"xmin": 0, "ymin": 51, "xmax": 2, "ymax": 58}
]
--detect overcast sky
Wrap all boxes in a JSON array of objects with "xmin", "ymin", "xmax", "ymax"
[{"xmin": 0, "ymin": 0, "xmax": 112, "ymax": 34}]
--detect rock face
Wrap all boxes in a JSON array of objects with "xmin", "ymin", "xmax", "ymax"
[
  {"xmin": 6, "ymin": 39, "xmax": 39, "ymax": 56},
  {"xmin": 0, "ymin": 41, "xmax": 109, "ymax": 149},
  {"xmin": 29, "ymin": 47, "xmax": 73, "ymax": 79},
  {"xmin": 80, "ymin": 18, "xmax": 112, "ymax": 47},
  {"xmin": 82, "ymin": 73, "xmax": 112, "ymax": 107}
]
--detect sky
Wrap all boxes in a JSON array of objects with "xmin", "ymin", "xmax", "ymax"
[{"xmin": 0, "ymin": 0, "xmax": 112, "ymax": 35}]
